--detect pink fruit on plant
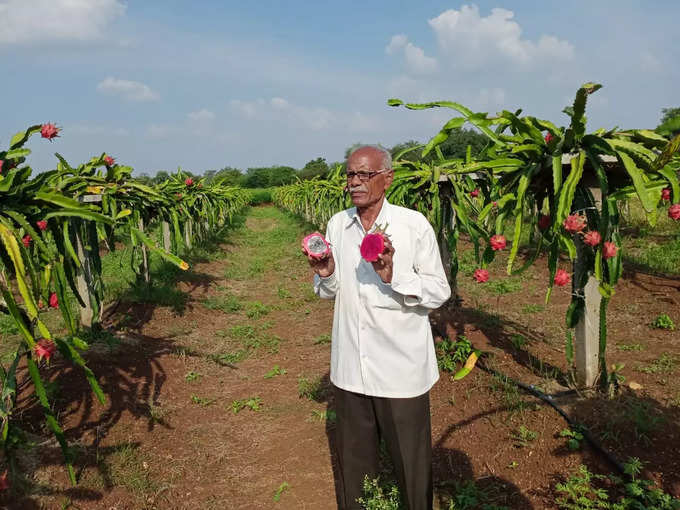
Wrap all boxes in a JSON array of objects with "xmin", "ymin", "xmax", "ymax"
[
  {"xmin": 563, "ymin": 213, "xmax": 586, "ymax": 233},
  {"xmin": 36, "ymin": 220, "xmax": 48, "ymax": 231},
  {"xmin": 583, "ymin": 230, "xmax": 601, "ymax": 247},
  {"xmin": 669, "ymin": 204, "xmax": 680, "ymax": 220},
  {"xmin": 554, "ymin": 269, "xmax": 571, "ymax": 287},
  {"xmin": 185, "ymin": 178, "xmax": 193, "ymax": 186},
  {"xmin": 40, "ymin": 123, "xmax": 60, "ymax": 140},
  {"xmin": 104, "ymin": 155, "xmax": 115, "ymax": 166},
  {"xmin": 0, "ymin": 470, "xmax": 9, "ymax": 491},
  {"xmin": 22, "ymin": 234, "xmax": 32, "ymax": 248},
  {"xmin": 0, "ymin": 160, "xmax": 3, "ymax": 173},
  {"xmin": 489, "ymin": 234, "xmax": 506, "ymax": 251},
  {"xmin": 34, "ymin": 338, "xmax": 57, "ymax": 361},
  {"xmin": 473, "ymin": 269, "xmax": 489, "ymax": 283},
  {"xmin": 538, "ymin": 214, "xmax": 551, "ymax": 230},
  {"xmin": 48, "ymin": 292, "xmax": 59, "ymax": 309},
  {"xmin": 602, "ymin": 241, "xmax": 618, "ymax": 259},
  {"xmin": 302, "ymin": 232, "xmax": 331, "ymax": 259},
  {"xmin": 470, "ymin": 189, "xmax": 480, "ymax": 198},
  {"xmin": 662, "ymin": 188, "xmax": 671, "ymax": 201},
  {"xmin": 544, "ymin": 133, "xmax": 554, "ymax": 143}
]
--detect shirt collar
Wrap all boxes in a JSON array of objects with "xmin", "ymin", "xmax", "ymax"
[{"xmin": 346, "ymin": 197, "xmax": 391, "ymax": 232}]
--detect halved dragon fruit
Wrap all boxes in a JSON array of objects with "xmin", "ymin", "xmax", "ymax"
[
  {"xmin": 360, "ymin": 223, "xmax": 389, "ymax": 262},
  {"xmin": 302, "ymin": 232, "xmax": 331, "ymax": 259}
]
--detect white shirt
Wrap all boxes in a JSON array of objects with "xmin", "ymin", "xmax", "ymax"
[{"xmin": 314, "ymin": 199, "xmax": 451, "ymax": 398}]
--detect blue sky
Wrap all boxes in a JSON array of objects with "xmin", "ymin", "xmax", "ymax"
[{"xmin": 1, "ymin": 1, "xmax": 678, "ymax": 176}]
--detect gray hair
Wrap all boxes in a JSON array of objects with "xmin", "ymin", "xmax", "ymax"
[{"xmin": 347, "ymin": 144, "xmax": 392, "ymax": 171}]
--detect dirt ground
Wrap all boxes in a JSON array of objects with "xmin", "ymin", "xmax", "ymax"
[{"xmin": 2, "ymin": 205, "xmax": 679, "ymax": 509}]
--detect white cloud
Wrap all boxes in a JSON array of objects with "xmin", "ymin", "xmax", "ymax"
[
  {"xmin": 270, "ymin": 97, "xmax": 289, "ymax": 109},
  {"xmin": 0, "ymin": 0, "xmax": 125, "ymax": 46},
  {"xmin": 428, "ymin": 5, "xmax": 574, "ymax": 68},
  {"xmin": 386, "ymin": 35, "xmax": 437, "ymax": 75},
  {"xmin": 478, "ymin": 88, "xmax": 506, "ymax": 109},
  {"xmin": 97, "ymin": 77, "xmax": 160, "ymax": 102},
  {"xmin": 187, "ymin": 109, "xmax": 216, "ymax": 122}
]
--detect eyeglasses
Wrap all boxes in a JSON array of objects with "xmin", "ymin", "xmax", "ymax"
[{"xmin": 345, "ymin": 170, "xmax": 389, "ymax": 182}]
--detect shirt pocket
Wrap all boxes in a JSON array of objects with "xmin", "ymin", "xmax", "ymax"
[{"xmin": 368, "ymin": 278, "xmax": 404, "ymax": 310}]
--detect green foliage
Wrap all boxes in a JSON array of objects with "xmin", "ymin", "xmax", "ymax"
[
  {"xmin": 357, "ymin": 476, "xmax": 403, "ymax": 510},
  {"xmin": 556, "ymin": 460, "xmax": 680, "ymax": 510},
  {"xmin": 650, "ymin": 313, "xmax": 675, "ymax": 330},
  {"xmin": 436, "ymin": 336, "xmax": 472, "ymax": 373},
  {"xmin": 297, "ymin": 374, "xmax": 326, "ymax": 401},
  {"xmin": 248, "ymin": 188, "xmax": 273, "ymax": 205},
  {"xmin": 244, "ymin": 166, "xmax": 298, "ymax": 188},
  {"xmin": 560, "ymin": 427, "xmax": 585, "ymax": 451},
  {"xmin": 184, "ymin": 371, "xmax": 201, "ymax": 382},
  {"xmin": 313, "ymin": 333, "xmax": 331, "ymax": 345},
  {"xmin": 231, "ymin": 396, "xmax": 263, "ymax": 413},
  {"xmin": 273, "ymin": 481, "xmax": 290, "ymax": 502},
  {"xmin": 510, "ymin": 425, "xmax": 538, "ymax": 447},
  {"xmin": 264, "ymin": 365, "xmax": 287, "ymax": 379},
  {"xmin": 190, "ymin": 395, "xmax": 216, "ymax": 407},
  {"xmin": 299, "ymin": 157, "xmax": 329, "ymax": 180}
]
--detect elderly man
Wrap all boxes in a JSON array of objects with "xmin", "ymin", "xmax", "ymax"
[{"xmin": 304, "ymin": 145, "xmax": 451, "ymax": 510}]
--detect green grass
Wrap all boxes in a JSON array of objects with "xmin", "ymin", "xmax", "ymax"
[
  {"xmin": 203, "ymin": 293, "xmax": 243, "ymax": 313},
  {"xmin": 313, "ymin": 333, "xmax": 331, "ymax": 345},
  {"xmin": 231, "ymin": 397, "xmax": 263, "ymax": 414},
  {"xmin": 297, "ymin": 374, "xmax": 326, "ymax": 401},
  {"xmin": 635, "ymin": 353, "xmax": 677, "ymax": 374}
]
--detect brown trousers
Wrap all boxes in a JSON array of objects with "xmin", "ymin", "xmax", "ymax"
[{"xmin": 332, "ymin": 384, "xmax": 433, "ymax": 510}]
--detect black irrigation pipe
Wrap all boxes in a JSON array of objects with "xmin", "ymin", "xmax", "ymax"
[
  {"xmin": 475, "ymin": 360, "xmax": 629, "ymax": 478},
  {"xmin": 430, "ymin": 320, "xmax": 629, "ymax": 478}
]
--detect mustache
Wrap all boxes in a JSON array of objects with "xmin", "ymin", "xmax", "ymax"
[{"xmin": 347, "ymin": 185, "xmax": 367, "ymax": 193}]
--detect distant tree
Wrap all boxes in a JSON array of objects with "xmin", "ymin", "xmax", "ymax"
[
  {"xmin": 135, "ymin": 172, "xmax": 153, "ymax": 185},
  {"xmin": 243, "ymin": 166, "xmax": 298, "ymax": 188},
  {"xmin": 152, "ymin": 170, "xmax": 170, "ymax": 184},
  {"xmin": 657, "ymin": 107, "xmax": 680, "ymax": 137},
  {"xmin": 214, "ymin": 167, "xmax": 245, "ymax": 186},
  {"xmin": 299, "ymin": 157, "xmax": 329, "ymax": 180},
  {"xmin": 389, "ymin": 129, "xmax": 488, "ymax": 166},
  {"xmin": 390, "ymin": 140, "xmax": 422, "ymax": 163},
  {"xmin": 661, "ymin": 107, "xmax": 680, "ymax": 125}
]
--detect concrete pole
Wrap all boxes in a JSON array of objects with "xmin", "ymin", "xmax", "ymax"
[
  {"xmin": 138, "ymin": 217, "xmax": 150, "ymax": 284},
  {"xmin": 185, "ymin": 219, "xmax": 193, "ymax": 249},
  {"xmin": 162, "ymin": 221, "xmax": 171, "ymax": 252},
  {"xmin": 74, "ymin": 195, "xmax": 103, "ymax": 328}
]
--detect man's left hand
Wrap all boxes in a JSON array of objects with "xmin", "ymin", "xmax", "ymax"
[{"xmin": 371, "ymin": 237, "xmax": 394, "ymax": 284}]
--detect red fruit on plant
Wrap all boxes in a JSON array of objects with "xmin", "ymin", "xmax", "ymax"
[
  {"xmin": 302, "ymin": 232, "xmax": 331, "ymax": 259},
  {"xmin": 185, "ymin": 178, "xmax": 193, "ymax": 186},
  {"xmin": 544, "ymin": 133, "xmax": 554, "ymax": 143},
  {"xmin": 489, "ymin": 234, "xmax": 506, "ymax": 251},
  {"xmin": 36, "ymin": 220, "xmax": 48, "ymax": 231},
  {"xmin": 470, "ymin": 189, "xmax": 480, "ymax": 198},
  {"xmin": 40, "ymin": 123, "xmax": 60, "ymax": 140},
  {"xmin": 0, "ymin": 470, "xmax": 9, "ymax": 491},
  {"xmin": 0, "ymin": 160, "xmax": 3, "ymax": 173},
  {"xmin": 48, "ymin": 292, "xmax": 59, "ymax": 309},
  {"xmin": 22, "ymin": 234, "xmax": 32, "ymax": 248},
  {"xmin": 583, "ymin": 230, "xmax": 601, "ymax": 247},
  {"xmin": 473, "ymin": 269, "xmax": 489, "ymax": 283},
  {"xmin": 563, "ymin": 213, "xmax": 586, "ymax": 233},
  {"xmin": 538, "ymin": 214, "xmax": 551, "ymax": 230},
  {"xmin": 554, "ymin": 269, "xmax": 571, "ymax": 287},
  {"xmin": 104, "ymin": 155, "xmax": 115, "ymax": 166},
  {"xmin": 669, "ymin": 204, "xmax": 680, "ymax": 220},
  {"xmin": 360, "ymin": 233, "xmax": 386, "ymax": 262},
  {"xmin": 176, "ymin": 193, "xmax": 182, "ymax": 199},
  {"xmin": 602, "ymin": 241, "xmax": 618, "ymax": 259},
  {"xmin": 34, "ymin": 338, "xmax": 57, "ymax": 361},
  {"xmin": 662, "ymin": 188, "xmax": 671, "ymax": 201}
]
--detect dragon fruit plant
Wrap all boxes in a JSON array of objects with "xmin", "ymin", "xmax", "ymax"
[{"xmin": 302, "ymin": 232, "xmax": 331, "ymax": 259}]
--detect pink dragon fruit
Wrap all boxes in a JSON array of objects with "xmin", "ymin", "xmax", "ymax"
[
  {"xmin": 185, "ymin": 178, "xmax": 193, "ymax": 186},
  {"xmin": 583, "ymin": 230, "xmax": 601, "ymax": 247},
  {"xmin": 36, "ymin": 220, "xmax": 48, "ymax": 231},
  {"xmin": 22, "ymin": 235, "xmax": 32, "ymax": 248},
  {"xmin": 489, "ymin": 234, "xmax": 506, "ymax": 251},
  {"xmin": 554, "ymin": 269, "xmax": 570, "ymax": 287},
  {"xmin": 470, "ymin": 189, "xmax": 480, "ymax": 198},
  {"xmin": 602, "ymin": 242, "xmax": 618, "ymax": 260},
  {"xmin": 40, "ymin": 123, "xmax": 60, "ymax": 141},
  {"xmin": 104, "ymin": 155, "xmax": 115, "ymax": 166},
  {"xmin": 34, "ymin": 338, "xmax": 57, "ymax": 361},
  {"xmin": 473, "ymin": 269, "xmax": 489, "ymax": 283},
  {"xmin": 669, "ymin": 204, "xmax": 680, "ymax": 221},
  {"xmin": 662, "ymin": 188, "xmax": 671, "ymax": 201},
  {"xmin": 538, "ymin": 214, "xmax": 551, "ymax": 230},
  {"xmin": 302, "ymin": 232, "xmax": 331, "ymax": 259},
  {"xmin": 544, "ymin": 133, "xmax": 554, "ymax": 143},
  {"xmin": 48, "ymin": 292, "xmax": 59, "ymax": 309},
  {"xmin": 0, "ymin": 160, "xmax": 3, "ymax": 174},
  {"xmin": 360, "ymin": 224, "xmax": 390, "ymax": 262},
  {"xmin": 563, "ymin": 213, "xmax": 586, "ymax": 233}
]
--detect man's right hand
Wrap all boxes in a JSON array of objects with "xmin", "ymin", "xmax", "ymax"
[{"xmin": 302, "ymin": 249, "xmax": 335, "ymax": 278}]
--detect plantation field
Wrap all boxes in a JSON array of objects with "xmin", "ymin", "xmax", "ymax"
[{"xmin": 1, "ymin": 205, "xmax": 679, "ymax": 509}]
